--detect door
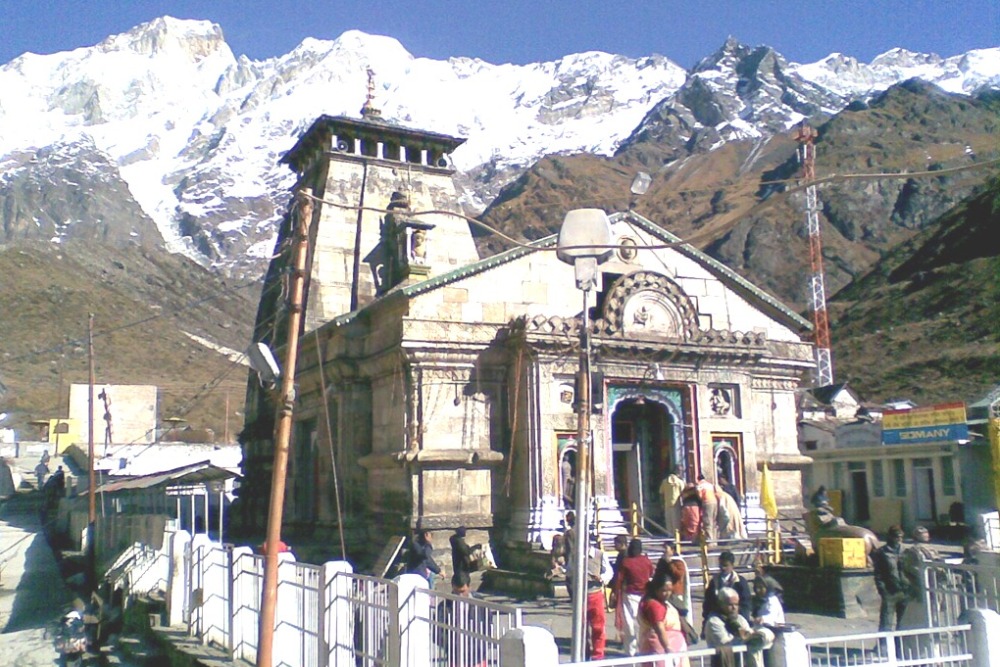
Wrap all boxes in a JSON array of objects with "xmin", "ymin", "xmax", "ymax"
[
  {"xmin": 850, "ymin": 470, "xmax": 870, "ymax": 522},
  {"xmin": 914, "ymin": 465, "xmax": 937, "ymax": 521},
  {"xmin": 612, "ymin": 443, "xmax": 643, "ymax": 515}
]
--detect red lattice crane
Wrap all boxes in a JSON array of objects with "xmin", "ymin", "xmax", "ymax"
[{"xmin": 794, "ymin": 123, "xmax": 834, "ymax": 387}]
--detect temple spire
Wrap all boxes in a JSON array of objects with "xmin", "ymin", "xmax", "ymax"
[{"xmin": 360, "ymin": 67, "xmax": 383, "ymax": 120}]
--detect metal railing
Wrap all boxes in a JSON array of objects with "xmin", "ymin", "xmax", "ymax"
[
  {"xmin": 328, "ymin": 571, "xmax": 399, "ymax": 667},
  {"xmin": 804, "ymin": 624, "xmax": 973, "ymax": 666},
  {"xmin": 563, "ymin": 644, "xmax": 748, "ymax": 667},
  {"xmin": 423, "ymin": 586, "xmax": 522, "ymax": 667},
  {"xmin": 232, "ymin": 549, "xmax": 262, "ymax": 663},
  {"xmin": 922, "ymin": 560, "xmax": 1000, "ymax": 626},
  {"xmin": 173, "ymin": 542, "xmax": 525, "ymax": 667}
]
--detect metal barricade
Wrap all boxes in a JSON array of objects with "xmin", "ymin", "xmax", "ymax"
[
  {"xmin": 803, "ymin": 624, "xmax": 973, "ymax": 666},
  {"xmin": 424, "ymin": 588, "xmax": 522, "ymax": 666},
  {"xmin": 277, "ymin": 560, "xmax": 322, "ymax": 667},
  {"xmin": 922, "ymin": 560, "xmax": 1000, "ymax": 626},
  {"xmin": 232, "ymin": 550, "xmax": 263, "ymax": 663},
  {"xmin": 328, "ymin": 571, "xmax": 399, "ymax": 667}
]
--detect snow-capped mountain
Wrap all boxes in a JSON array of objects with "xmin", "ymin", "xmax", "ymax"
[{"xmin": 0, "ymin": 17, "xmax": 996, "ymax": 276}]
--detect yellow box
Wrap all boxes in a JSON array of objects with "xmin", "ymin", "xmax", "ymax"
[{"xmin": 819, "ymin": 537, "xmax": 867, "ymax": 569}]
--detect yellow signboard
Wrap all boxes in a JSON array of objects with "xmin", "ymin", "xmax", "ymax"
[{"xmin": 883, "ymin": 402, "xmax": 966, "ymax": 430}]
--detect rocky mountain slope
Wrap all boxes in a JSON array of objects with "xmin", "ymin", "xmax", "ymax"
[
  {"xmin": 831, "ymin": 176, "xmax": 1000, "ymax": 404},
  {"xmin": 0, "ymin": 17, "xmax": 997, "ymax": 427},
  {"xmin": 0, "ymin": 241, "xmax": 256, "ymax": 436}
]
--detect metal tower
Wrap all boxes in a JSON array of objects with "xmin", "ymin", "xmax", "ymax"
[{"xmin": 795, "ymin": 123, "xmax": 834, "ymax": 387}]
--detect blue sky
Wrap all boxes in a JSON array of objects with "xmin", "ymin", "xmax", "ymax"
[{"xmin": 0, "ymin": 0, "xmax": 996, "ymax": 68}]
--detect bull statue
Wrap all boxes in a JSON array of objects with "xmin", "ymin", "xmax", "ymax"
[{"xmin": 804, "ymin": 489, "xmax": 879, "ymax": 564}]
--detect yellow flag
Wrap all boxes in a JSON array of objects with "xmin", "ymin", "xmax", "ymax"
[{"xmin": 761, "ymin": 462, "xmax": 778, "ymax": 519}]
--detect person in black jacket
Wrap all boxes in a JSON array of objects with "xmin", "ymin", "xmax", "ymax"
[
  {"xmin": 405, "ymin": 529, "xmax": 441, "ymax": 589},
  {"xmin": 702, "ymin": 551, "xmax": 752, "ymax": 633},
  {"xmin": 873, "ymin": 525, "xmax": 908, "ymax": 631},
  {"xmin": 450, "ymin": 527, "xmax": 476, "ymax": 578}
]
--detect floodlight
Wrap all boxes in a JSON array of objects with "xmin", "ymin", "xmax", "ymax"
[
  {"xmin": 630, "ymin": 172, "xmax": 652, "ymax": 195},
  {"xmin": 556, "ymin": 208, "xmax": 612, "ymax": 264},
  {"xmin": 247, "ymin": 342, "xmax": 281, "ymax": 385}
]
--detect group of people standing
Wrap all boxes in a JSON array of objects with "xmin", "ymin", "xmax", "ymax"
[
  {"xmin": 601, "ymin": 538, "xmax": 783, "ymax": 666},
  {"xmin": 661, "ymin": 471, "xmax": 746, "ymax": 542},
  {"xmin": 608, "ymin": 537, "xmax": 693, "ymax": 663}
]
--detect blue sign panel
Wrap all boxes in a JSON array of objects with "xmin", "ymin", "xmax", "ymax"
[{"xmin": 882, "ymin": 422, "xmax": 969, "ymax": 445}]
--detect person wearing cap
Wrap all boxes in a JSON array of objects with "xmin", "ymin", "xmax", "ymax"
[
  {"xmin": 450, "ymin": 527, "xmax": 476, "ymax": 579},
  {"xmin": 54, "ymin": 610, "xmax": 88, "ymax": 667},
  {"xmin": 873, "ymin": 525, "xmax": 908, "ymax": 631},
  {"xmin": 900, "ymin": 525, "xmax": 942, "ymax": 626}
]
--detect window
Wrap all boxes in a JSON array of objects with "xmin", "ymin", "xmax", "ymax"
[
  {"xmin": 893, "ymin": 459, "xmax": 906, "ymax": 497},
  {"xmin": 872, "ymin": 460, "xmax": 885, "ymax": 497},
  {"xmin": 803, "ymin": 440, "xmax": 818, "ymax": 451},
  {"xmin": 848, "ymin": 461, "xmax": 866, "ymax": 471},
  {"xmin": 941, "ymin": 456, "xmax": 956, "ymax": 496}
]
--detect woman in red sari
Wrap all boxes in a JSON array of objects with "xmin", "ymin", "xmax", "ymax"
[{"xmin": 638, "ymin": 570, "xmax": 689, "ymax": 667}]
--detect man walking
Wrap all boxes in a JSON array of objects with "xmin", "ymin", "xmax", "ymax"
[
  {"xmin": 584, "ymin": 535, "xmax": 613, "ymax": 660},
  {"xmin": 696, "ymin": 474, "xmax": 719, "ymax": 541},
  {"xmin": 873, "ymin": 525, "xmax": 908, "ymax": 631}
]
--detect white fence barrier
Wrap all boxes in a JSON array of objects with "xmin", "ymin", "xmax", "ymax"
[
  {"xmin": 804, "ymin": 624, "xmax": 973, "ymax": 666},
  {"xmin": 116, "ymin": 528, "xmax": 522, "ymax": 667}
]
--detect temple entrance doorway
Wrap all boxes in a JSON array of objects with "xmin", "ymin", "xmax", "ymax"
[{"xmin": 610, "ymin": 397, "xmax": 676, "ymax": 524}]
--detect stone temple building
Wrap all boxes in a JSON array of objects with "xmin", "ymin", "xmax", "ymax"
[{"xmin": 236, "ymin": 108, "xmax": 815, "ymax": 560}]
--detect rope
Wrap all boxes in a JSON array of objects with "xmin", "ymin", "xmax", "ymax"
[{"xmin": 314, "ymin": 329, "xmax": 346, "ymax": 560}]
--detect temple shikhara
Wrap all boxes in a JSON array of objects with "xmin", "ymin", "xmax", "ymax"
[{"xmin": 236, "ymin": 103, "xmax": 815, "ymax": 559}]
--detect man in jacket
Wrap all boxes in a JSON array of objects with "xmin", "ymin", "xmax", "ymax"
[
  {"xmin": 874, "ymin": 525, "xmax": 908, "ymax": 631},
  {"xmin": 703, "ymin": 551, "xmax": 752, "ymax": 628}
]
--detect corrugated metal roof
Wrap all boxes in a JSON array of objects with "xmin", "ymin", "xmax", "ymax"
[{"xmin": 95, "ymin": 460, "xmax": 239, "ymax": 494}]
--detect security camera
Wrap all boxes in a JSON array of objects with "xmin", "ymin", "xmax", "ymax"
[{"xmin": 247, "ymin": 342, "xmax": 281, "ymax": 385}]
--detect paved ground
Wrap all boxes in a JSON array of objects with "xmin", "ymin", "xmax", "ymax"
[
  {"xmin": 0, "ymin": 491, "xmax": 137, "ymax": 667},
  {"xmin": 476, "ymin": 583, "xmax": 882, "ymax": 661}
]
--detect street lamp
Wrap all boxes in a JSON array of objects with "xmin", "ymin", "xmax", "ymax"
[{"xmin": 557, "ymin": 208, "xmax": 612, "ymax": 662}]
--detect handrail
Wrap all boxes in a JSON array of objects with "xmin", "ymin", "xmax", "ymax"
[{"xmin": 802, "ymin": 623, "xmax": 972, "ymax": 645}]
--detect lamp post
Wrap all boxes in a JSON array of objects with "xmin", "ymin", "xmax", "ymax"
[{"xmin": 557, "ymin": 208, "xmax": 613, "ymax": 662}]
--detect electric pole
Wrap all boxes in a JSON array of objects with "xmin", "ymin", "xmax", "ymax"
[{"xmin": 257, "ymin": 188, "xmax": 313, "ymax": 667}]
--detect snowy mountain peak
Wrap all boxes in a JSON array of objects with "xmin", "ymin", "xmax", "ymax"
[
  {"xmin": 0, "ymin": 17, "xmax": 997, "ymax": 278},
  {"xmin": 97, "ymin": 16, "xmax": 228, "ymax": 62}
]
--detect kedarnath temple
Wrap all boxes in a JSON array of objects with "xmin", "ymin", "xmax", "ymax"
[{"xmin": 236, "ymin": 104, "xmax": 815, "ymax": 560}]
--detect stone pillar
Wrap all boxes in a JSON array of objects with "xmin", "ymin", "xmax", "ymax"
[
  {"xmin": 500, "ymin": 626, "xmax": 559, "ymax": 667},
  {"xmin": 968, "ymin": 608, "xmax": 1000, "ymax": 667},
  {"xmin": 166, "ymin": 530, "xmax": 191, "ymax": 627},
  {"xmin": 322, "ymin": 561, "xmax": 354, "ymax": 667},
  {"xmin": 395, "ymin": 573, "xmax": 431, "ymax": 665},
  {"xmin": 770, "ymin": 630, "xmax": 808, "ymax": 667}
]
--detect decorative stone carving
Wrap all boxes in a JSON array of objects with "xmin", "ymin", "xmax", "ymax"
[
  {"xmin": 601, "ymin": 271, "xmax": 699, "ymax": 340},
  {"xmin": 710, "ymin": 387, "xmax": 734, "ymax": 416},
  {"xmin": 617, "ymin": 237, "xmax": 638, "ymax": 262}
]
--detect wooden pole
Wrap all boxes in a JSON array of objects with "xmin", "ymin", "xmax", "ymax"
[
  {"xmin": 257, "ymin": 188, "xmax": 313, "ymax": 667},
  {"xmin": 87, "ymin": 314, "xmax": 97, "ymax": 592}
]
